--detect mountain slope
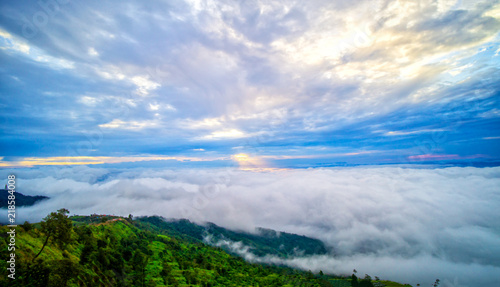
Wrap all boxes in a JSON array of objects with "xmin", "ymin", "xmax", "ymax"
[
  {"xmin": 1, "ymin": 213, "xmax": 411, "ymax": 286},
  {"xmin": 1, "ymin": 215, "xmax": 346, "ymax": 286},
  {"xmin": 135, "ymin": 216, "xmax": 329, "ymax": 258},
  {"xmin": 0, "ymin": 189, "xmax": 48, "ymax": 209}
]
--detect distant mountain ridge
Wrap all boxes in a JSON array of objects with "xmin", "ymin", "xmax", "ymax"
[{"xmin": 0, "ymin": 189, "xmax": 48, "ymax": 208}]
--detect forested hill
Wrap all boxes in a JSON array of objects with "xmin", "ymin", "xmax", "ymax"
[
  {"xmin": 135, "ymin": 216, "xmax": 329, "ymax": 258},
  {"xmin": 0, "ymin": 211, "xmax": 413, "ymax": 286},
  {"xmin": 0, "ymin": 189, "xmax": 48, "ymax": 208}
]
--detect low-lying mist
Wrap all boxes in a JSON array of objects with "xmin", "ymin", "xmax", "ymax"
[{"xmin": 3, "ymin": 165, "xmax": 500, "ymax": 286}]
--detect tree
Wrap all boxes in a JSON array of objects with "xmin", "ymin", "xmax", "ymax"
[
  {"xmin": 24, "ymin": 259, "xmax": 51, "ymax": 286},
  {"xmin": 32, "ymin": 208, "xmax": 73, "ymax": 262},
  {"xmin": 79, "ymin": 241, "xmax": 96, "ymax": 265},
  {"xmin": 21, "ymin": 221, "xmax": 33, "ymax": 232},
  {"xmin": 132, "ymin": 250, "xmax": 148, "ymax": 287},
  {"xmin": 49, "ymin": 258, "xmax": 80, "ymax": 286},
  {"xmin": 359, "ymin": 274, "xmax": 374, "ymax": 287},
  {"xmin": 432, "ymin": 279, "xmax": 440, "ymax": 287},
  {"xmin": 351, "ymin": 274, "xmax": 359, "ymax": 287}
]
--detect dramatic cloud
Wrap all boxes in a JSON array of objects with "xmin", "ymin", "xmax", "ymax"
[
  {"xmin": 0, "ymin": 0, "xmax": 499, "ymax": 165},
  {"xmin": 2, "ymin": 165, "xmax": 500, "ymax": 286}
]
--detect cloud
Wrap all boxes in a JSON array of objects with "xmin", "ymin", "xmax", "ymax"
[
  {"xmin": 0, "ymin": 28, "xmax": 30, "ymax": 54},
  {"xmin": 407, "ymin": 154, "xmax": 487, "ymax": 161},
  {"xmin": 87, "ymin": 47, "xmax": 99, "ymax": 57},
  {"xmin": 131, "ymin": 75, "xmax": 161, "ymax": 96},
  {"xmin": 382, "ymin": 129, "xmax": 448, "ymax": 136},
  {"xmin": 1, "ymin": 0, "xmax": 499, "ymax": 161},
  {"xmin": 202, "ymin": 129, "xmax": 246, "ymax": 140},
  {"xmin": 408, "ymin": 154, "xmax": 461, "ymax": 160},
  {"xmin": 98, "ymin": 119, "xmax": 158, "ymax": 130},
  {"xmin": 2, "ymin": 165, "xmax": 500, "ymax": 286},
  {"xmin": 0, "ymin": 27, "xmax": 74, "ymax": 69},
  {"xmin": 0, "ymin": 155, "xmax": 225, "ymax": 168},
  {"xmin": 205, "ymin": 236, "xmax": 500, "ymax": 287}
]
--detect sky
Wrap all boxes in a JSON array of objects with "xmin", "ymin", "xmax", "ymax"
[{"xmin": 0, "ymin": 0, "xmax": 499, "ymax": 168}]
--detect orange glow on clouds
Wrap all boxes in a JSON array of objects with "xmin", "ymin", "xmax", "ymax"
[
  {"xmin": 232, "ymin": 153, "xmax": 266, "ymax": 170},
  {"xmin": 230, "ymin": 153, "xmax": 288, "ymax": 172},
  {"xmin": 0, "ymin": 155, "xmax": 224, "ymax": 168}
]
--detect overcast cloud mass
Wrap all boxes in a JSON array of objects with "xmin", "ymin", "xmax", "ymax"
[{"xmin": 2, "ymin": 166, "xmax": 500, "ymax": 286}]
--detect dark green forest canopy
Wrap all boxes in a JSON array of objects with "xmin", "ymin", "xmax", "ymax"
[{"xmin": 0, "ymin": 189, "xmax": 48, "ymax": 208}]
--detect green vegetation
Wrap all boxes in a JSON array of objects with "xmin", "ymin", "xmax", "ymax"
[
  {"xmin": 1, "ymin": 210, "xmax": 412, "ymax": 286},
  {"xmin": 135, "ymin": 216, "xmax": 328, "ymax": 257},
  {"xmin": 32, "ymin": 208, "xmax": 73, "ymax": 262},
  {"xmin": 378, "ymin": 281, "xmax": 413, "ymax": 287}
]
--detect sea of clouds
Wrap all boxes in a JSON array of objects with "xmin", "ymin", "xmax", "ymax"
[{"xmin": 2, "ymin": 165, "xmax": 500, "ymax": 286}]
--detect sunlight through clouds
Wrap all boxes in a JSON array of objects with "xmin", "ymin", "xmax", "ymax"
[
  {"xmin": 1, "ymin": 0, "xmax": 498, "ymax": 163},
  {"xmin": 231, "ymin": 153, "xmax": 269, "ymax": 170}
]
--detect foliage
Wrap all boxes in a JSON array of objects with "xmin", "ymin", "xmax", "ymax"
[
  {"xmin": 0, "ymin": 212, "xmax": 413, "ymax": 286},
  {"xmin": 136, "ymin": 216, "xmax": 329, "ymax": 257},
  {"xmin": 32, "ymin": 208, "xmax": 73, "ymax": 262},
  {"xmin": 379, "ymin": 281, "xmax": 414, "ymax": 287},
  {"xmin": 21, "ymin": 221, "xmax": 33, "ymax": 232}
]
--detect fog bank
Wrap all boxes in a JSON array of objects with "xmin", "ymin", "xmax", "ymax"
[{"xmin": 2, "ymin": 166, "xmax": 499, "ymax": 286}]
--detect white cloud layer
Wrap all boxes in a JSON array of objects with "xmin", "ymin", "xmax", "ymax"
[{"xmin": 2, "ymin": 165, "xmax": 500, "ymax": 286}]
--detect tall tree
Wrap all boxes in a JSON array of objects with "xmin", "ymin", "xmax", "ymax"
[{"xmin": 32, "ymin": 208, "xmax": 73, "ymax": 262}]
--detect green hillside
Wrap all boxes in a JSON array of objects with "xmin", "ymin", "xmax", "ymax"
[
  {"xmin": 134, "ymin": 216, "xmax": 329, "ymax": 258},
  {"xmin": 0, "ymin": 210, "xmax": 411, "ymax": 286}
]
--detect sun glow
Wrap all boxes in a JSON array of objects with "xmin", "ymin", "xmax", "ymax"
[
  {"xmin": 230, "ymin": 153, "xmax": 281, "ymax": 171},
  {"xmin": 232, "ymin": 153, "xmax": 250, "ymax": 162}
]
